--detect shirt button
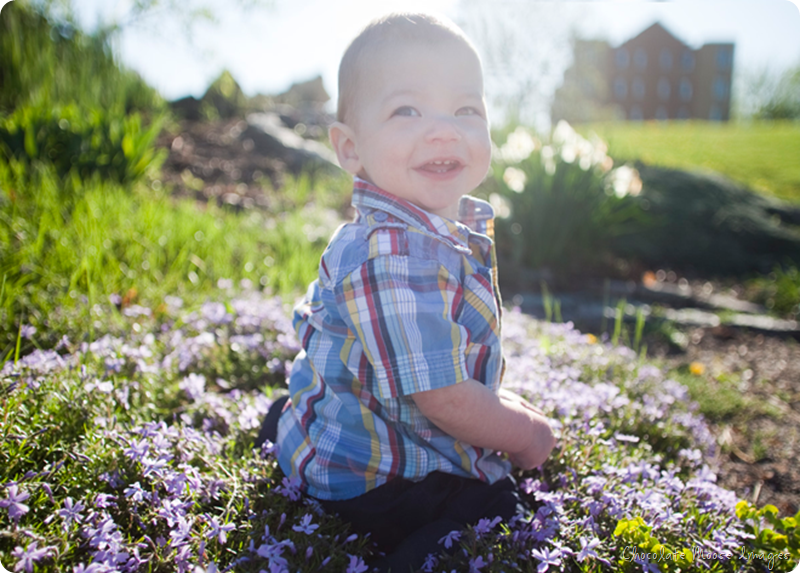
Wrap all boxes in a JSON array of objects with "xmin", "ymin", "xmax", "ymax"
[{"xmin": 373, "ymin": 212, "xmax": 388, "ymax": 222}]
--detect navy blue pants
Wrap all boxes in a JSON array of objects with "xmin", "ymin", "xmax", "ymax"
[{"xmin": 256, "ymin": 396, "xmax": 524, "ymax": 573}]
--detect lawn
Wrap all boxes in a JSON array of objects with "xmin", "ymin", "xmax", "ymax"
[{"xmin": 580, "ymin": 121, "xmax": 800, "ymax": 204}]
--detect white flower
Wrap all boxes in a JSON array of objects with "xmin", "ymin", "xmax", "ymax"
[
  {"xmin": 489, "ymin": 193, "xmax": 512, "ymax": 218},
  {"xmin": 541, "ymin": 145, "xmax": 556, "ymax": 176},
  {"xmin": 606, "ymin": 164, "xmax": 642, "ymax": 198},
  {"xmin": 502, "ymin": 167, "xmax": 527, "ymax": 193},
  {"xmin": 498, "ymin": 127, "xmax": 539, "ymax": 163}
]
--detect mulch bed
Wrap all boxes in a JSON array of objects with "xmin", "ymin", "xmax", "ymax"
[{"xmin": 658, "ymin": 324, "xmax": 800, "ymax": 516}]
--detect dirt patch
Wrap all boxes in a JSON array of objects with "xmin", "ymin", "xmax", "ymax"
[{"xmin": 652, "ymin": 317, "xmax": 800, "ymax": 516}]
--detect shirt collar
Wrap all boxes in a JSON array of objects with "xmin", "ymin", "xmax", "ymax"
[{"xmin": 350, "ymin": 177, "xmax": 495, "ymax": 249}]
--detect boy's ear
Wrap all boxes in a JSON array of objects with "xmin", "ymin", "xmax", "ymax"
[{"xmin": 329, "ymin": 122, "xmax": 362, "ymax": 175}]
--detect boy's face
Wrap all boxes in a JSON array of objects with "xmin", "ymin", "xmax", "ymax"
[{"xmin": 331, "ymin": 39, "xmax": 491, "ymax": 220}]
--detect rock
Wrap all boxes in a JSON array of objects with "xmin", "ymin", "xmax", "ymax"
[
  {"xmin": 272, "ymin": 75, "xmax": 330, "ymax": 109},
  {"xmin": 170, "ymin": 96, "xmax": 202, "ymax": 121},
  {"xmin": 242, "ymin": 112, "xmax": 339, "ymax": 174}
]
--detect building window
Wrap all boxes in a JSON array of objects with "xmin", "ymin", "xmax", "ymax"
[
  {"xmin": 657, "ymin": 78, "xmax": 671, "ymax": 101},
  {"xmin": 679, "ymin": 78, "xmax": 693, "ymax": 101},
  {"xmin": 634, "ymin": 47, "xmax": 647, "ymax": 71},
  {"xmin": 629, "ymin": 105, "xmax": 643, "ymax": 121},
  {"xmin": 659, "ymin": 49, "xmax": 673, "ymax": 71},
  {"xmin": 716, "ymin": 47, "xmax": 732, "ymax": 70},
  {"xmin": 681, "ymin": 50, "xmax": 695, "ymax": 72},
  {"xmin": 614, "ymin": 77, "xmax": 627, "ymax": 100},
  {"xmin": 714, "ymin": 77, "xmax": 729, "ymax": 101},
  {"xmin": 632, "ymin": 77, "xmax": 645, "ymax": 101},
  {"xmin": 616, "ymin": 48, "xmax": 630, "ymax": 69},
  {"xmin": 656, "ymin": 106, "xmax": 669, "ymax": 121},
  {"xmin": 677, "ymin": 106, "xmax": 691, "ymax": 119}
]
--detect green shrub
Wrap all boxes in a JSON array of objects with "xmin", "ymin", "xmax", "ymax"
[
  {"xmin": 0, "ymin": 103, "xmax": 166, "ymax": 185},
  {"xmin": 483, "ymin": 122, "xmax": 649, "ymax": 279}
]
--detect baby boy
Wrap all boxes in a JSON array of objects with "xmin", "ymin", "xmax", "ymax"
[{"xmin": 259, "ymin": 12, "xmax": 556, "ymax": 572}]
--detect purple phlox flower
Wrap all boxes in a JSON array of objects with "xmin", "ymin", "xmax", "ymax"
[
  {"xmin": 583, "ymin": 475, "xmax": 607, "ymax": 495},
  {"xmin": 256, "ymin": 543, "xmax": 288, "ymax": 569},
  {"xmin": 421, "ymin": 553, "xmax": 439, "ymax": 572},
  {"xmin": 174, "ymin": 542, "xmax": 193, "ymax": 573},
  {"xmin": 635, "ymin": 556, "xmax": 661, "ymax": 573},
  {"xmin": 169, "ymin": 515, "xmax": 195, "ymax": 545},
  {"xmin": 12, "ymin": 541, "xmax": 53, "ymax": 572},
  {"xmin": 438, "ymin": 530, "xmax": 462, "ymax": 549},
  {"xmin": 531, "ymin": 546, "xmax": 562, "ymax": 573},
  {"xmin": 238, "ymin": 403, "xmax": 261, "ymax": 430},
  {"xmin": 474, "ymin": 516, "xmax": 502, "ymax": 536},
  {"xmin": 72, "ymin": 563, "xmax": 113, "ymax": 573},
  {"xmin": 202, "ymin": 301, "xmax": 232, "ymax": 324},
  {"xmin": 99, "ymin": 470, "xmax": 124, "ymax": 489},
  {"xmin": 344, "ymin": 533, "xmax": 359, "ymax": 543},
  {"xmin": 259, "ymin": 439, "xmax": 278, "ymax": 458},
  {"xmin": 469, "ymin": 555, "xmax": 487, "ymax": 572},
  {"xmin": 180, "ymin": 373, "xmax": 206, "ymax": 401},
  {"xmin": 520, "ymin": 477, "xmax": 547, "ymax": 495},
  {"xmin": 40, "ymin": 482, "xmax": 54, "ymax": 504},
  {"xmin": 58, "ymin": 497, "xmax": 86, "ymax": 529},
  {"xmin": 141, "ymin": 455, "xmax": 170, "ymax": 477},
  {"xmin": 291, "ymin": 513, "xmax": 319, "ymax": 535},
  {"xmin": 84, "ymin": 379, "xmax": 114, "ymax": 394},
  {"xmin": 124, "ymin": 546, "xmax": 146, "ymax": 571},
  {"xmin": 549, "ymin": 539, "xmax": 575, "ymax": 558},
  {"xmin": 123, "ymin": 304, "xmax": 151, "ymax": 318},
  {"xmin": 124, "ymin": 482, "xmax": 149, "ymax": 504},
  {"xmin": 267, "ymin": 561, "xmax": 288, "ymax": 573},
  {"xmin": 20, "ymin": 324, "xmax": 37, "ymax": 339},
  {"xmin": 276, "ymin": 476, "xmax": 302, "ymax": 501},
  {"xmin": 205, "ymin": 516, "xmax": 236, "ymax": 544},
  {"xmin": 1, "ymin": 484, "xmax": 30, "ymax": 523},
  {"xmin": 124, "ymin": 438, "xmax": 149, "ymax": 462},
  {"xmin": 158, "ymin": 498, "xmax": 191, "ymax": 527},
  {"xmin": 576, "ymin": 537, "xmax": 601, "ymax": 562},
  {"xmin": 345, "ymin": 554, "xmax": 369, "ymax": 573},
  {"xmin": 150, "ymin": 431, "xmax": 173, "ymax": 453},
  {"xmin": 305, "ymin": 545, "xmax": 313, "ymax": 559}
]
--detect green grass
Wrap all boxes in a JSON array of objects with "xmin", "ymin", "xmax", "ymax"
[
  {"xmin": 580, "ymin": 121, "xmax": 800, "ymax": 203},
  {"xmin": 0, "ymin": 160, "xmax": 351, "ymax": 356}
]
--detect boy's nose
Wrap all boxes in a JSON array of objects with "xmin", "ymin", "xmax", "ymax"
[{"xmin": 424, "ymin": 116, "xmax": 461, "ymax": 143}]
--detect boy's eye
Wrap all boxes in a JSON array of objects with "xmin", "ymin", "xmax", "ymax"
[
  {"xmin": 456, "ymin": 107, "xmax": 482, "ymax": 117},
  {"xmin": 392, "ymin": 106, "xmax": 420, "ymax": 117}
]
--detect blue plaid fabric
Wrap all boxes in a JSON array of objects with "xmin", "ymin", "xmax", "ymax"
[{"xmin": 276, "ymin": 177, "xmax": 511, "ymax": 500}]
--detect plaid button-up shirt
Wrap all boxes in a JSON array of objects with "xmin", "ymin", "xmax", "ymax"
[{"xmin": 276, "ymin": 177, "xmax": 511, "ymax": 500}]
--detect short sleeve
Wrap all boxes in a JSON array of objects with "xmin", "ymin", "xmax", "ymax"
[{"xmin": 337, "ymin": 255, "xmax": 469, "ymax": 399}]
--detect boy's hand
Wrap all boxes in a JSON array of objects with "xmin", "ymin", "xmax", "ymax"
[
  {"xmin": 412, "ymin": 379, "xmax": 556, "ymax": 471},
  {"xmin": 499, "ymin": 389, "xmax": 556, "ymax": 470}
]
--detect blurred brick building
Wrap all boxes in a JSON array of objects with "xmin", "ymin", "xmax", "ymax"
[{"xmin": 552, "ymin": 22, "xmax": 735, "ymax": 123}]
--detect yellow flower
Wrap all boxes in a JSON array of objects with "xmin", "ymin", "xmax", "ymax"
[
  {"xmin": 586, "ymin": 333, "xmax": 598, "ymax": 344},
  {"xmin": 689, "ymin": 362, "xmax": 706, "ymax": 375}
]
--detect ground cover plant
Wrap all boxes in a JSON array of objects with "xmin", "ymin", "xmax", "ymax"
[{"xmin": 2, "ymin": 288, "xmax": 799, "ymax": 572}]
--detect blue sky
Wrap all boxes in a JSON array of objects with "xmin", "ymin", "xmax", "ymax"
[{"xmin": 64, "ymin": 0, "xmax": 800, "ymax": 113}]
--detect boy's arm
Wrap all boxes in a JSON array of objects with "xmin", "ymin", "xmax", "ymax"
[{"xmin": 411, "ymin": 379, "xmax": 556, "ymax": 470}]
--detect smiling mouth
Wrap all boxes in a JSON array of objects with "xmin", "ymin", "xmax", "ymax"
[{"xmin": 417, "ymin": 160, "xmax": 462, "ymax": 173}]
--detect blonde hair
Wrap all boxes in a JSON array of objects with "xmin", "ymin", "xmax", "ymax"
[{"xmin": 336, "ymin": 13, "xmax": 478, "ymax": 124}]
